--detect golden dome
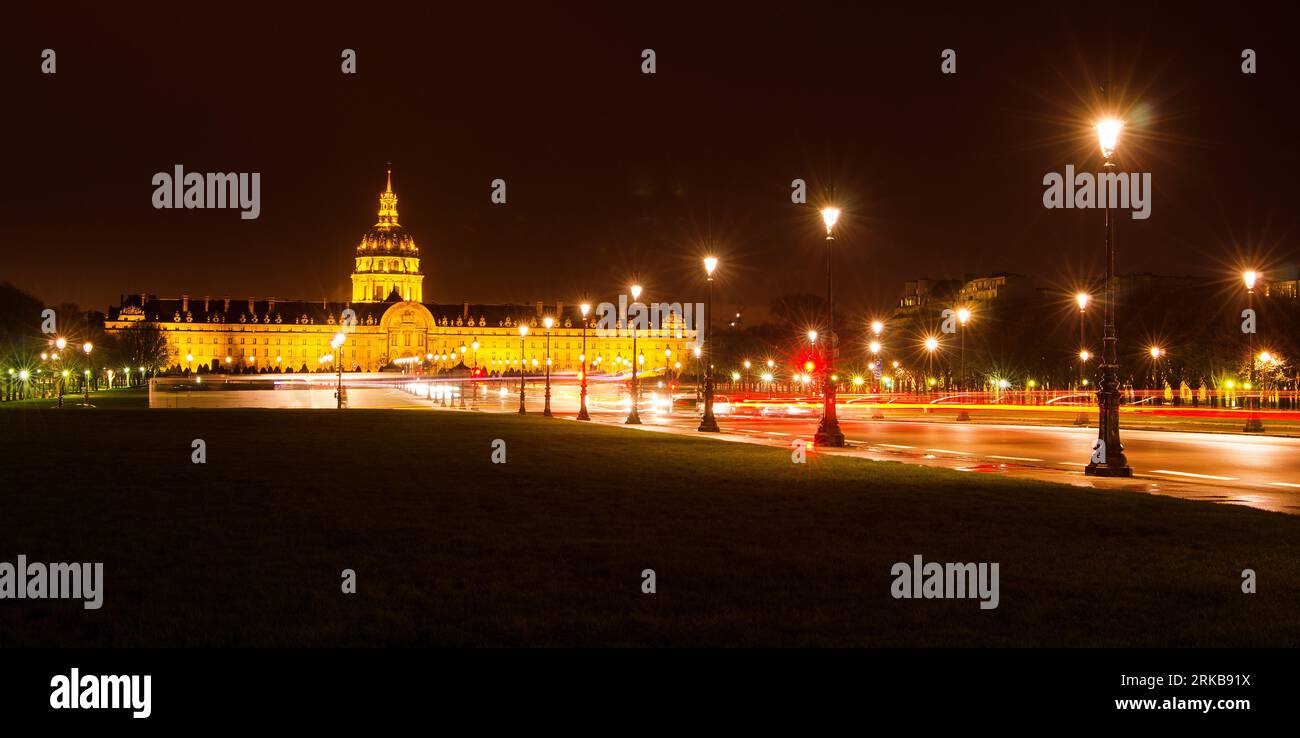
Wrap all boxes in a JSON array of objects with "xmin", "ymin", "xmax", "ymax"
[{"xmin": 357, "ymin": 165, "xmax": 418, "ymax": 256}]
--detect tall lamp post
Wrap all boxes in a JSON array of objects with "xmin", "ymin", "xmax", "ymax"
[
  {"xmin": 626, "ymin": 284, "xmax": 643, "ymax": 424},
  {"xmin": 1084, "ymin": 102, "xmax": 1132, "ymax": 477},
  {"xmin": 664, "ymin": 348, "xmax": 675, "ymax": 414},
  {"xmin": 517, "ymin": 324, "xmax": 529, "ymax": 414},
  {"xmin": 543, "ymin": 316, "xmax": 554, "ymax": 417},
  {"xmin": 331, "ymin": 332, "xmax": 346, "ymax": 409},
  {"xmin": 698, "ymin": 257, "xmax": 720, "ymax": 432},
  {"xmin": 955, "ymin": 307, "xmax": 972, "ymax": 421},
  {"xmin": 79, "ymin": 343, "xmax": 93, "ymax": 405},
  {"xmin": 54, "ymin": 337, "xmax": 67, "ymax": 408},
  {"xmin": 923, "ymin": 337, "xmax": 940, "ymax": 396},
  {"xmin": 815, "ymin": 207, "xmax": 845, "ymax": 446},
  {"xmin": 1243, "ymin": 270, "xmax": 1265, "ymax": 432},
  {"xmin": 577, "ymin": 301, "xmax": 591, "ymax": 420},
  {"xmin": 1073, "ymin": 291, "xmax": 1092, "ymax": 425}
]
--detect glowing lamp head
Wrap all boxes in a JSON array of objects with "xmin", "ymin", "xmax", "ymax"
[
  {"xmin": 472, "ymin": 341, "xmax": 479, "ymax": 351},
  {"xmin": 18, "ymin": 370, "xmax": 29, "ymax": 380},
  {"xmin": 543, "ymin": 316, "xmax": 554, "ymax": 330},
  {"xmin": 519, "ymin": 324, "xmax": 529, "ymax": 337},
  {"xmin": 693, "ymin": 346, "xmax": 702, "ymax": 358},
  {"xmin": 730, "ymin": 371, "xmax": 741, "ymax": 381},
  {"xmin": 630, "ymin": 284, "xmax": 642, "ymax": 300},
  {"xmin": 1095, "ymin": 118, "xmax": 1123, "ymax": 159},
  {"xmin": 579, "ymin": 302, "xmax": 590, "ymax": 317},
  {"xmin": 869, "ymin": 340, "xmax": 881, "ymax": 354},
  {"xmin": 956, "ymin": 307, "xmax": 971, "ymax": 325},
  {"xmin": 1080, "ymin": 350, "xmax": 1091, "ymax": 361},
  {"xmin": 924, "ymin": 336, "xmax": 939, "ymax": 352},
  {"xmin": 703, "ymin": 256, "xmax": 718, "ymax": 276},
  {"xmin": 871, "ymin": 320, "xmax": 884, "ymax": 336},
  {"xmin": 1243, "ymin": 270, "xmax": 1259, "ymax": 290},
  {"xmin": 1149, "ymin": 346, "xmax": 1162, "ymax": 358},
  {"xmin": 1259, "ymin": 351, "xmax": 1273, "ymax": 363},
  {"xmin": 807, "ymin": 330, "xmax": 818, "ymax": 343},
  {"xmin": 55, "ymin": 337, "xmax": 67, "ymax": 350},
  {"xmin": 82, "ymin": 342, "xmax": 93, "ymax": 354},
  {"xmin": 742, "ymin": 359, "xmax": 750, "ymax": 368},
  {"xmin": 820, "ymin": 207, "xmax": 841, "ymax": 234},
  {"xmin": 1076, "ymin": 292, "xmax": 1090, "ymax": 310}
]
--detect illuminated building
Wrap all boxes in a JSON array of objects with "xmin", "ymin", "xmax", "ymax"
[{"xmin": 106, "ymin": 167, "xmax": 696, "ymax": 374}]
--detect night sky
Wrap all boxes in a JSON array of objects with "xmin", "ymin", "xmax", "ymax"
[{"xmin": 2, "ymin": 2, "xmax": 1296, "ymax": 320}]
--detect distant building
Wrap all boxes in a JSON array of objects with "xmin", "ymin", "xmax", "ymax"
[
  {"xmin": 957, "ymin": 273, "xmax": 1035, "ymax": 303},
  {"xmin": 106, "ymin": 167, "xmax": 696, "ymax": 373},
  {"xmin": 894, "ymin": 273, "xmax": 1033, "ymax": 318}
]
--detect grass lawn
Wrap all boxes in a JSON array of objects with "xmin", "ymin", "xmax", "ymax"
[{"xmin": 1, "ymin": 400, "xmax": 1298, "ymax": 647}]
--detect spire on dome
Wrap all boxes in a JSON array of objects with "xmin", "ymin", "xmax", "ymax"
[{"xmin": 377, "ymin": 163, "xmax": 399, "ymax": 225}]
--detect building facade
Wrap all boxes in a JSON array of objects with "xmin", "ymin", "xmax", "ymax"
[{"xmin": 106, "ymin": 169, "xmax": 697, "ymax": 375}]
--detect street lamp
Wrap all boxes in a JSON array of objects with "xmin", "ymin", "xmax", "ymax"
[
  {"xmin": 815, "ymin": 206, "xmax": 845, "ymax": 446},
  {"xmin": 518, "ymin": 323, "xmax": 529, "ymax": 414},
  {"xmin": 699, "ymin": 257, "xmax": 720, "ymax": 431},
  {"xmin": 577, "ymin": 301, "xmax": 591, "ymax": 420},
  {"xmin": 1084, "ymin": 94, "xmax": 1132, "ymax": 477},
  {"xmin": 81, "ymin": 342, "xmax": 93, "ymax": 406},
  {"xmin": 1242, "ymin": 270, "xmax": 1265, "ymax": 432},
  {"xmin": 923, "ymin": 336, "xmax": 940, "ymax": 395},
  {"xmin": 954, "ymin": 308, "xmax": 972, "ymax": 420},
  {"xmin": 1148, "ymin": 346, "xmax": 1164, "ymax": 396},
  {"xmin": 664, "ymin": 348, "xmax": 675, "ymax": 412},
  {"xmin": 543, "ymin": 316, "xmax": 554, "ymax": 417},
  {"xmin": 1075, "ymin": 292, "xmax": 1091, "ymax": 390},
  {"xmin": 331, "ymin": 332, "xmax": 346, "ymax": 408},
  {"xmin": 627, "ymin": 283, "xmax": 643, "ymax": 424}
]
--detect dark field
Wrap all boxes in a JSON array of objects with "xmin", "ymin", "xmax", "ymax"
[{"xmin": 2, "ymin": 396, "xmax": 1298, "ymax": 646}]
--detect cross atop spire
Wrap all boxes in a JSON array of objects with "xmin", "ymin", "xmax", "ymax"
[{"xmin": 385, "ymin": 161, "xmax": 393, "ymax": 193}]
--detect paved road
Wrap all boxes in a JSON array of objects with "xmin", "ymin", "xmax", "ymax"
[
  {"xmin": 151, "ymin": 378, "xmax": 1300, "ymax": 514},
  {"xmin": 491, "ymin": 385, "xmax": 1300, "ymax": 514}
]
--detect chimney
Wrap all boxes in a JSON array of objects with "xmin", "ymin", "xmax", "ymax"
[
  {"xmin": 248, "ymin": 297, "xmax": 255, "ymax": 314},
  {"xmin": 535, "ymin": 300, "xmax": 543, "ymax": 316},
  {"xmin": 555, "ymin": 300, "xmax": 564, "ymax": 318},
  {"xmin": 268, "ymin": 297, "xmax": 275, "ymax": 311},
  {"xmin": 182, "ymin": 294, "xmax": 189, "ymax": 312},
  {"xmin": 140, "ymin": 293, "xmax": 147, "ymax": 306},
  {"xmin": 463, "ymin": 301, "xmax": 469, "ymax": 319},
  {"xmin": 204, "ymin": 295, "xmax": 210, "ymax": 312},
  {"xmin": 223, "ymin": 297, "xmax": 230, "ymax": 313}
]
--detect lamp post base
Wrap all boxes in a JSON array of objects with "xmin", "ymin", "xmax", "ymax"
[
  {"xmin": 814, "ymin": 428, "xmax": 845, "ymax": 447},
  {"xmin": 1243, "ymin": 416, "xmax": 1265, "ymax": 433},
  {"xmin": 697, "ymin": 414, "xmax": 719, "ymax": 432},
  {"xmin": 1084, "ymin": 462, "xmax": 1132, "ymax": 477},
  {"xmin": 625, "ymin": 409, "xmax": 641, "ymax": 425},
  {"xmin": 577, "ymin": 407, "xmax": 590, "ymax": 421},
  {"xmin": 956, "ymin": 410, "xmax": 971, "ymax": 422}
]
